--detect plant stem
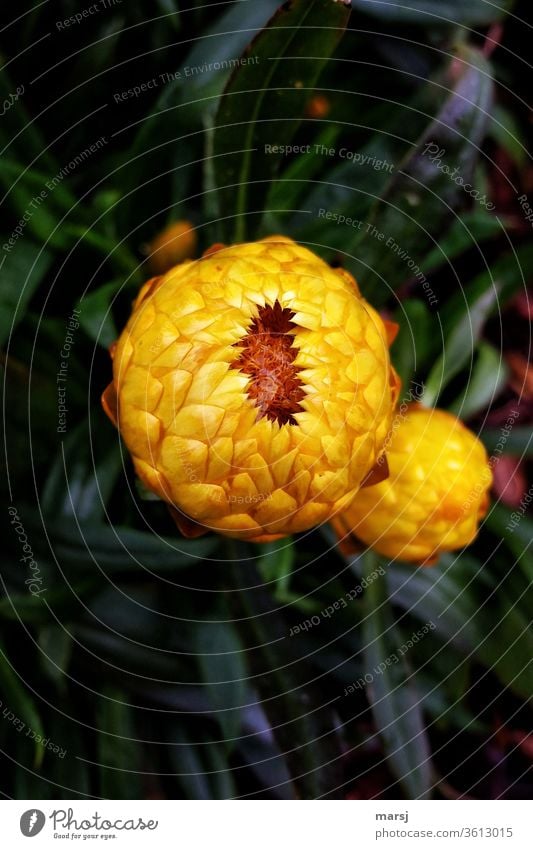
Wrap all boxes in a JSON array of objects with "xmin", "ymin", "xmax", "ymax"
[{"xmin": 227, "ymin": 545, "xmax": 342, "ymax": 799}]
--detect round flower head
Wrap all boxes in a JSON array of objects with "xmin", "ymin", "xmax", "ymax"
[
  {"xmin": 102, "ymin": 236, "xmax": 396, "ymax": 542},
  {"xmin": 331, "ymin": 404, "xmax": 492, "ymax": 563}
]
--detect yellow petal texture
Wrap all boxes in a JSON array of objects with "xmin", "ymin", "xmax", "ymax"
[
  {"xmin": 107, "ymin": 235, "xmax": 395, "ymax": 541},
  {"xmin": 332, "ymin": 403, "xmax": 492, "ymax": 563}
]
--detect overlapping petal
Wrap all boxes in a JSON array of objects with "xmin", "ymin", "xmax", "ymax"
[
  {"xmin": 331, "ymin": 404, "xmax": 492, "ymax": 563},
  {"xmin": 103, "ymin": 236, "xmax": 396, "ymax": 541}
]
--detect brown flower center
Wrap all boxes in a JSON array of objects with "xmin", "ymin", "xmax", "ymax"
[{"xmin": 232, "ymin": 300, "xmax": 305, "ymax": 426}]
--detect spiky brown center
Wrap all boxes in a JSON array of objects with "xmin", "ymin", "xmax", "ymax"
[{"xmin": 232, "ymin": 301, "xmax": 305, "ymax": 426}]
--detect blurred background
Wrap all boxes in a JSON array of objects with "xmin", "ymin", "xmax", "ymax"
[{"xmin": 1, "ymin": 0, "xmax": 532, "ymax": 799}]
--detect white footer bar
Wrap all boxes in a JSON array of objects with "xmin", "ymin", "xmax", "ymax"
[{"xmin": 1, "ymin": 799, "xmax": 530, "ymax": 848}]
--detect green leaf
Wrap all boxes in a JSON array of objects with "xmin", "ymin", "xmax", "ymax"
[
  {"xmin": 387, "ymin": 553, "xmax": 533, "ymax": 701},
  {"xmin": 38, "ymin": 625, "xmax": 73, "ymax": 690},
  {"xmin": 423, "ymin": 241, "xmax": 533, "ymax": 405},
  {"xmin": 391, "ymin": 299, "xmax": 434, "ymax": 389},
  {"xmin": 78, "ymin": 280, "xmax": 119, "ymax": 348},
  {"xmin": 481, "ymin": 426, "xmax": 533, "ymax": 459},
  {"xmin": 75, "ymin": 620, "xmax": 195, "ymax": 679},
  {"xmin": 258, "ymin": 536, "xmax": 294, "ymax": 598},
  {"xmin": 350, "ymin": 0, "xmax": 512, "ymax": 25},
  {"xmin": 469, "ymin": 242, "xmax": 533, "ymax": 308},
  {"xmin": 0, "ymin": 242, "xmax": 53, "ymax": 346},
  {"xmin": 41, "ymin": 420, "xmax": 122, "ymax": 524},
  {"xmin": 412, "ymin": 640, "xmax": 474, "ymax": 730},
  {"xmin": 14, "ymin": 712, "xmax": 89, "ymax": 798},
  {"xmin": 0, "ymin": 581, "xmax": 98, "ymax": 625},
  {"xmin": 41, "ymin": 520, "xmax": 218, "ymax": 575},
  {"xmin": 485, "ymin": 607, "xmax": 533, "ymax": 701},
  {"xmin": 156, "ymin": 0, "xmax": 180, "ymax": 25},
  {"xmin": 195, "ymin": 622, "xmax": 247, "ymax": 745},
  {"xmin": 423, "ymin": 279, "xmax": 500, "ymax": 406},
  {"xmin": 0, "ymin": 639, "xmax": 45, "ymax": 767},
  {"xmin": 486, "ymin": 503, "xmax": 533, "ymax": 584},
  {"xmin": 134, "ymin": 0, "xmax": 281, "ymax": 132},
  {"xmin": 448, "ymin": 341, "xmax": 508, "ymax": 419},
  {"xmin": 279, "ymin": 135, "xmax": 397, "ymax": 257},
  {"xmin": 97, "ymin": 687, "xmax": 141, "ymax": 799},
  {"xmin": 237, "ymin": 710, "xmax": 294, "ymax": 799},
  {"xmin": 386, "ymin": 556, "xmax": 484, "ymax": 655},
  {"xmin": 203, "ymin": 740, "xmax": 237, "ymax": 800},
  {"xmin": 44, "ymin": 715, "xmax": 89, "ymax": 796},
  {"xmin": 487, "ymin": 104, "xmax": 527, "ymax": 168},
  {"xmin": 361, "ymin": 554, "xmax": 433, "ymax": 799},
  {"xmin": 229, "ymin": 551, "xmax": 342, "ymax": 798},
  {"xmin": 0, "ymin": 70, "xmax": 57, "ymax": 172},
  {"xmin": 0, "ymin": 161, "xmax": 136, "ymax": 274},
  {"xmin": 16, "ymin": 503, "xmax": 217, "ymax": 575},
  {"xmin": 119, "ymin": 0, "xmax": 281, "ymax": 236},
  {"xmin": 167, "ymin": 725, "xmax": 213, "ymax": 800},
  {"xmin": 265, "ymin": 123, "xmax": 343, "ymax": 214},
  {"xmin": 357, "ymin": 45, "xmax": 494, "ymax": 303},
  {"xmin": 213, "ymin": 0, "xmax": 351, "ymax": 242},
  {"xmin": 422, "ymin": 210, "xmax": 504, "ymax": 275},
  {"xmin": 0, "ymin": 159, "xmax": 78, "ymax": 250}
]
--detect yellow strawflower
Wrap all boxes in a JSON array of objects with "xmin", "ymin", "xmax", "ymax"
[
  {"xmin": 331, "ymin": 403, "xmax": 492, "ymax": 563},
  {"xmin": 146, "ymin": 220, "xmax": 198, "ymax": 275},
  {"xmin": 102, "ymin": 236, "xmax": 397, "ymax": 541}
]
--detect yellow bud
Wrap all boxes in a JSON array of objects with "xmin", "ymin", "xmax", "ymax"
[
  {"xmin": 332, "ymin": 404, "xmax": 492, "ymax": 564},
  {"xmin": 146, "ymin": 220, "xmax": 197, "ymax": 275},
  {"xmin": 103, "ymin": 235, "xmax": 397, "ymax": 542}
]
